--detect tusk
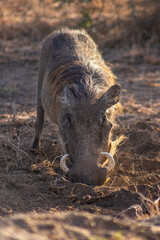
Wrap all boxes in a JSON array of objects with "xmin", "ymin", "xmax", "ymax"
[
  {"xmin": 60, "ymin": 154, "xmax": 69, "ymax": 173},
  {"xmin": 100, "ymin": 152, "xmax": 115, "ymax": 171}
]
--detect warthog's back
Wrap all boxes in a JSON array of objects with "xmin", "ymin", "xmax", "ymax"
[{"xmin": 40, "ymin": 29, "xmax": 103, "ymax": 74}]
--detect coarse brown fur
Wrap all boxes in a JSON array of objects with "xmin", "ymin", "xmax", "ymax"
[{"xmin": 31, "ymin": 28, "xmax": 124, "ymax": 185}]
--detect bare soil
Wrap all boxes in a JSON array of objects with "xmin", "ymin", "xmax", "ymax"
[
  {"xmin": 0, "ymin": 211, "xmax": 160, "ymax": 240},
  {"xmin": 0, "ymin": 1, "xmax": 160, "ymax": 239}
]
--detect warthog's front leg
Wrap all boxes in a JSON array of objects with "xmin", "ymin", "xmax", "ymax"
[{"xmin": 31, "ymin": 86, "xmax": 44, "ymax": 151}]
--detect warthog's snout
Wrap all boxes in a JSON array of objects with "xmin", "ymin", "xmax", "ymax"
[
  {"xmin": 69, "ymin": 166, "xmax": 108, "ymax": 186},
  {"xmin": 60, "ymin": 152, "xmax": 115, "ymax": 186}
]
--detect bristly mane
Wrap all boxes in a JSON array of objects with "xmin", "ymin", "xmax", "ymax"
[{"xmin": 48, "ymin": 60, "xmax": 116, "ymax": 106}]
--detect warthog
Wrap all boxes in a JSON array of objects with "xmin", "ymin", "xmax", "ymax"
[{"xmin": 31, "ymin": 28, "xmax": 122, "ymax": 186}]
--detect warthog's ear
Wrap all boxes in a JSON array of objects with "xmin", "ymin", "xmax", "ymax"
[{"xmin": 97, "ymin": 84, "xmax": 121, "ymax": 110}]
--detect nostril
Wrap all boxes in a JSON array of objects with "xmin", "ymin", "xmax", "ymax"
[{"xmin": 70, "ymin": 175, "xmax": 78, "ymax": 183}]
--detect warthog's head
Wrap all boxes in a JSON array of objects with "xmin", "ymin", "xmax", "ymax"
[{"xmin": 58, "ymin": 84, "xmax": 121, "ymax": 186}]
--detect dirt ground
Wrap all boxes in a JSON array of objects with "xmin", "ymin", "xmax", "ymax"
[{"xmin": 0, "ymin": 1, "xmax": 160, "ymax": 239}]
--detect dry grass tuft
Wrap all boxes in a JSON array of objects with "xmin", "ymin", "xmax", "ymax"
[
  {"xmin": 136, "ymin": 188, "xmax": 160, "ymax": 217},
  {"xmin": 0, "ymin": 139, "xmax": 33, "ymax": 172}
]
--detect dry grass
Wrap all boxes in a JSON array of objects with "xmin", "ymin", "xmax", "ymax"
[
  {"xmin": 0, "ymin": 139, "xmax": 32, "ymax": 172},
  {"xmin": 137, "ymin": 191, "xmax": 160, "ymax": 217},
  {"xmin": 0, "ymin": 0, "xmax": 159, "ymax": 46}
]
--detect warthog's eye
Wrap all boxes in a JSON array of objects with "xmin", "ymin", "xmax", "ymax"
[
  {"xmin": 100, "ymin": 115, "xmax": 106, "ymax": 127},
  {"xmin": 65, "ymin": 113, "xmax": 73, "ymax": 125}
]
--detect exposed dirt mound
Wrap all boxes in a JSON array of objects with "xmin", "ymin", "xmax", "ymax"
[{"xmin": 0, "ymin": 212, "xmax": 160, "ymax": 240}]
